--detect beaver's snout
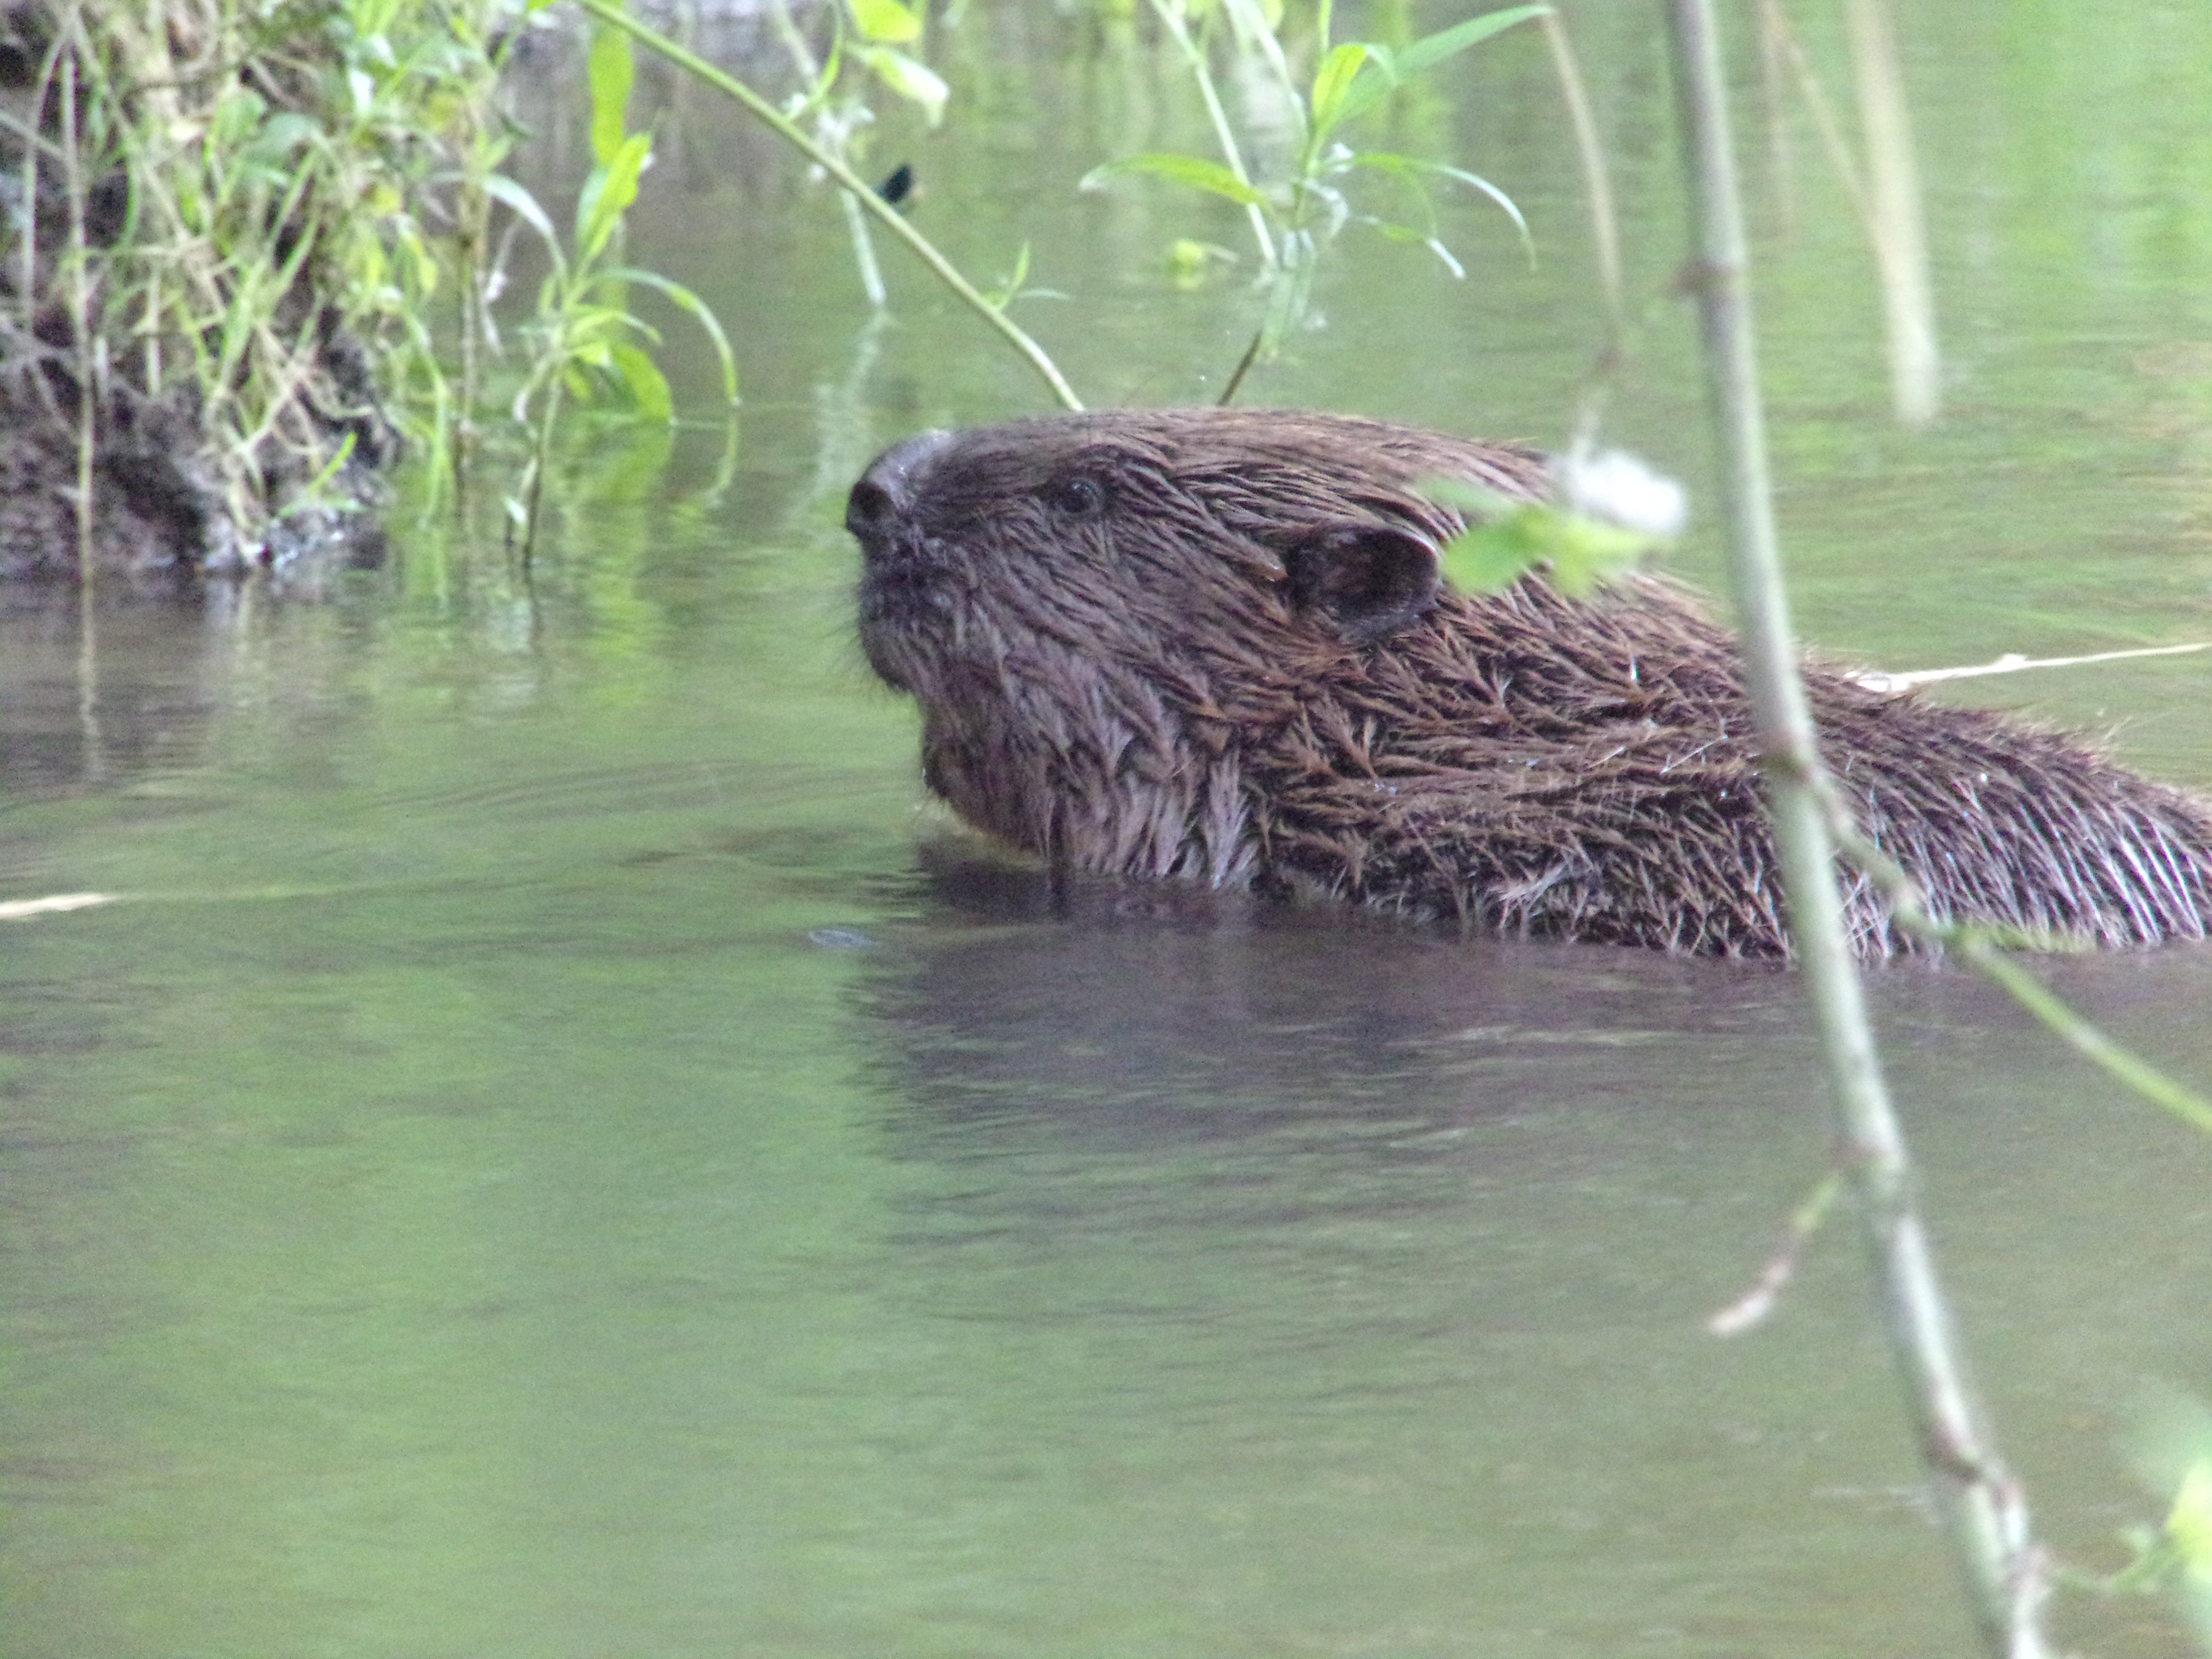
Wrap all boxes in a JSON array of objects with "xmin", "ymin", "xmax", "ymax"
[
  {"xmin": 851, "ymin": 430, "xmax": 959, "ymax": 695},
  {"xmin": 846, "ymin": 430, "xmax": 951, "ymax": 550}
]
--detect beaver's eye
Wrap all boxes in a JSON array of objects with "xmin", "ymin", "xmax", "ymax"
[{"xmin": 1047, "ymin": 475, "xmax": 1105, "ymax": 518}]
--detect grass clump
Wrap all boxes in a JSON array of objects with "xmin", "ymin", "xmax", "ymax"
[{"xmin": 0, "ymin": 0, "xmax": 523, "ymax": 577}]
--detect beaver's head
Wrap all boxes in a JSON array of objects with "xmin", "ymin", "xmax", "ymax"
[{"xmin": 846, "ymin": 408, "xmax": 1546, "ymax": 878}]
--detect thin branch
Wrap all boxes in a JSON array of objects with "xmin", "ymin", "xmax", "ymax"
[
  {"xmin": 1539, "ymin": 11, "xmax": 1622, "ymax": 327},
  {"xmin": 572, "ymin": 0, "xmax": 1082, "ymax": 412},
  {"xmin": 1665, "ymin": 4, "xmax": 2051, "ymax": 1653},
  {"xmin": 1799, "ymin": 767, "xmax": 2212, "ymax": 1142},
  {"xmin": 1147, "ymin": 0, "xmax": 1277, "ymax": 269},
  {"xmin": 1850, "ymin": 641, "xmax": 2212, "ymax": 693}
]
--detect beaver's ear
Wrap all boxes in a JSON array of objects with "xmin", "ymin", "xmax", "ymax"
[{"xmin": 1282, "ymin": 522, "xmax": 1442, "ymax": 642}]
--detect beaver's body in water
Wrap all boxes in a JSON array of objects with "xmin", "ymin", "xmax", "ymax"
[{"xmin": 847, "ymin": 407, "xmax": 2212, "ymax": 957}]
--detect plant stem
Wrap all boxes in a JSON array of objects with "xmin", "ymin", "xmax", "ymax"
[
  {"xmin": 1802, "ymin": 780, "xmax": 2212, "ymax": 1142},
  {"xmin": 1843, "ymin": 0, "xmax": 1939, "ymax": 426},
  {"xmin": 58, "ymin": 18, "xmax": 96, "ymax": 584},
  {"xmin": 1215, "ymin": 323, "xmax": 1264, "ymax": 406},
  {"xmin": 1148, "ymin": 0, "xmax": 1277, "ymax": 269},
  {"xmin": 572, "ymin": 0, "xmax": 1081, "ymax": 412},
  {"xmin": 766, "ymin": 0, "xmax": 887, "ymax": 309},
  {"xmin": 1539, "ymin": 11, "xmax": 1622, "ymax": 328},
  {"xmin": 520, "ymin": 375, "xmax": 563, "ymax": 570},
  {"xmin": 1664, "ymin": 4, "xmax": 2050, "ymax": 1655}
]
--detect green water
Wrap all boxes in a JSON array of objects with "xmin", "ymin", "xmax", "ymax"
[{"xmin": 7, "ymin": 4, "xmax": 2212, "ymax": 1655}]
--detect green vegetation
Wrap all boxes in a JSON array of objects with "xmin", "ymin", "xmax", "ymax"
[
  {"xmin": 497, "ymin": 16, "xmax": 735, "ymax": 557},
  {"xmin": 1, "ymin": 0, "xmax": 516, "ymax": 562},
  {"xmin": 0, "ymin": 0, "xmax": 1552, "ymax": 565},
  {"xmin": 0, "ymin": 0, "xmax": 734, "ymax": 571},
  {"xmin": 1082, "ymin": 0, "xmax": 1545, "ymax": 400}
]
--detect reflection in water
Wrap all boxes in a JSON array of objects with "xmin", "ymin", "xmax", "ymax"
[
  {"xmin": 861, "ymin": 846, "xmax": 1803, "ymax": 1153},
  {"xmin": 1, "ymin": 592, "xmax": 228, "ymax": 801},
  {"xmin": 842, "ymin": 846, "xmax": 2212, "ymax": 1659}
]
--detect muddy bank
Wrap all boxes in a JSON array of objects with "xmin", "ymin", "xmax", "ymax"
[
  {"xmin": 0, "ymin": 3, "xmax": 394, "ymax": 589},
  {"xmin": 0, "ymin": 337, "xmax": 392, "ymax": 589}
]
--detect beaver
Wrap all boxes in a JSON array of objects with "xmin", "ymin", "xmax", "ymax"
[{"xmin": 847, "ymin": 407, "xmax": 2212, "ymax": 957}]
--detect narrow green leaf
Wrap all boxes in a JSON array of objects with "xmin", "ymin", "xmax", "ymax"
[
  {"xmin": 1308, "ymin": 42, "xmax": 1369, "ymax": 140},
  {"xmin": 1080, "ymin": 152, "xmax": 1265, "ymax": 207},
  {"xmin": 578, "ymin": 131, "xmax": 651, "ymax": 263},
  {"xmin": 848, "ymin": 0, "xmax": 922, "ymax": 44},
  {"xmin": 482, "ymin": 172, "xmax": 562, "ymax": 266},
  {"xmin": 603, "ymin": 265, "xmax": 742, "ymax": 404},
  {"xmin": 1333, "ymin": 5, "xmax": 1548, "ymax": 129},
  {"xmin": 1393, "ymin": 4, "xmax": 1549, "ymax": 79},
  {"xmin": 981, "ymin": 240, "xmax": 1032, "ymax": 309},
  {"xmin": 586, "ymin": 26, "xmax": 635, "ymax": 167},
  {"xmin": 608, "ymin": 339, "xmax": 674, "ymax": 420},
  {"xmin": 859, "ymin": 46, "xmax": 948, "ymax": 125},
  {"xmin": 1350, "ymin": 151, "xmax": 1532, "ymax": 261}
]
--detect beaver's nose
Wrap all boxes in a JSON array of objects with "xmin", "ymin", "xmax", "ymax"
[{"xmin": 846, "ymin": 430, "xmax": 951, "ymax": 542}]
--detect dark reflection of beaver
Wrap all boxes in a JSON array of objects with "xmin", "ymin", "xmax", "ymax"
[{"xmin": 848, "ymin": 408, "xmax": 2212, "ymax": 957}]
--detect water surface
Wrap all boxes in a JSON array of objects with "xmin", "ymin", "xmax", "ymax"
[{"xmin": 7, "ymin": 4, "xmax": 2212, "ymax": 1655}]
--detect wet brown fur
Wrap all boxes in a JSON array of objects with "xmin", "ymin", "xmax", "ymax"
[{"xmin": 849, "ymin": 407, "xmax": 2212, "ymax": 957}]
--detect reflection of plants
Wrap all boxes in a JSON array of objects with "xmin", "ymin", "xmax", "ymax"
[
  {"xmin": 494, "ymin": 17, "xmax": 738, "ymax": 562},
  {"xmin": 1083, "ymin": 1, "xmax": 1546, "ymax": 401}
]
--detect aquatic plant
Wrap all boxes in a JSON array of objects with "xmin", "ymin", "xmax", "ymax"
[
  {"xmin": 496, "ymin": 13, "xmax": 736, "ymax": 560},
  {"xmin": 1081, "ymin": 0, "xmax": 1547, "ymax": 401},
  {"xmin": 0, "ymin": 0, "xmax": 740, "ymax": 573}
]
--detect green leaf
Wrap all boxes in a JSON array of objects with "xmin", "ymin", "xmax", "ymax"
[
  {"xmin": 1308, "ymin": 42, "xmax": 1369, "ymax": 140},
  {"xmin": 577, "ymin": 131, "xmax": 651, "ymax": 264},
  {"xmin": 1439, "ymin": 503, "xmax": 1650, "ymax": 598},
  {"xmin": 603, "ymin": 265, "xmax": 742, "ymax": 405},
  {"xmin": 2170, "ymin": 1460, "xmax": 2212, "ymax": 1583},
  {"xmin": 1440, "ymin": 515, "xmax": 1548, "ymax": 593},
  {"xmin": 1334, "ymin": 5, "xmax": 1548, "ymax": 129},
  {"xmin": 980, "ymin": 240, "xmax": 1032, "ymax": 310},
  {"xmin": 1349, "ymin": 151, "xmax": 1533, "ymax": 261},
  {"xmin": 608, "ymin": 339, "xmax": 673, "ymax": 420},
  {"xmin": 210, "ymin": 87, "xmax": 267, "ymax": 148},
  {"xmin": 586, "ymin": 25, "xmax": 635, "ymax": 167},
  {"xmin": 848, "ymin": 0, "xmax": 922, "ymax": 44},
  {"xmin": 1080, "ymin": 153, "xmax": 1265, "ymax": 207},
  {"xmin": 1392, "ymin": 4, "xmax": 1549, "ymax": 80},
  {"xmin": 859, "ymin": 45, "xmax": 948, "ymax": 126},
  {"xmin": 483, "ymin": 173, "xmax": 562, "ymax": 269},
  {"xmin": 1166, "ymin": 237, "xmax": 1237, "ymax": 287},
  {"xmin": 240, "ymin": 111, "xmax": 320, "ymax": 168}
]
